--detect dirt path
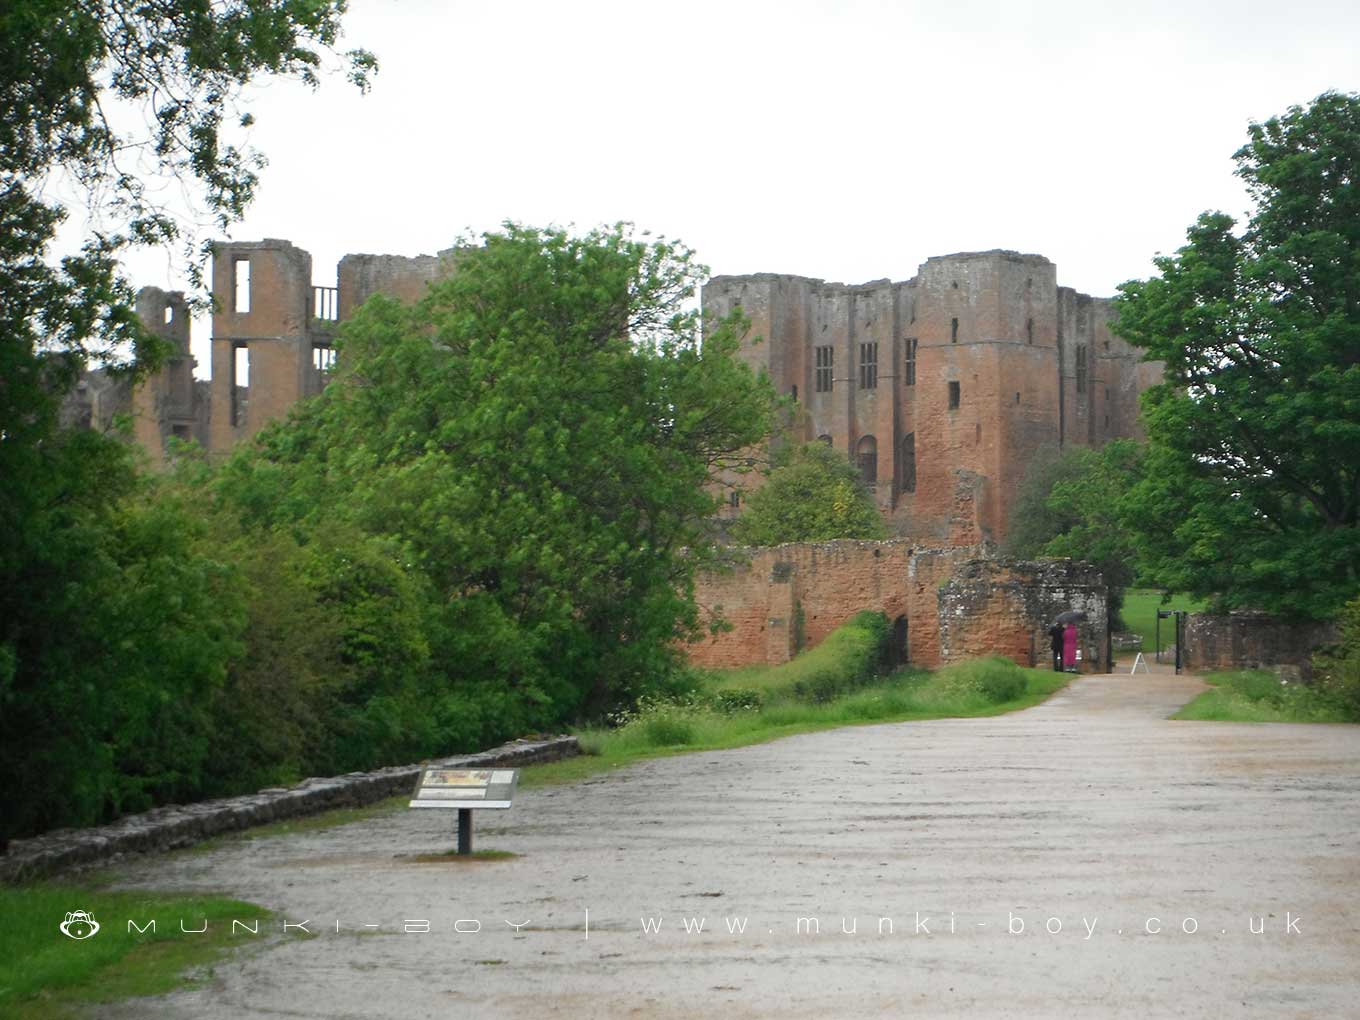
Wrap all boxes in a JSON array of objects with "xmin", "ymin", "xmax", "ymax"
[{"xmin": 101, "ymin": 668, "xmax": 1360, "ymax": 1019}]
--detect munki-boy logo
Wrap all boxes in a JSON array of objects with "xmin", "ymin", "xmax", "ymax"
[{"xmin": 60, "ymin": 910, "xmax": 100, "ymax": 940}]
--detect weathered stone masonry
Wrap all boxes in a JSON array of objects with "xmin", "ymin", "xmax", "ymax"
[
  {"xmin": 689, "ymin": 539, "xmax": 1107, "ymax": 672},
  {"xmin": 706, "ymin": 250, "xmax": 1164, "ymax": 545}
]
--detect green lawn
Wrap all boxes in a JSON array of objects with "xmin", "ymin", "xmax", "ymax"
[
  {"xmin": 0, "ymin": 884, "xmax": 271, "ymax": 1020},
  {"xmin": 1120, "ymin": 588, "xmax": 1209, "ymax": 655},
  {"xmin": 1173, "ymin": 669, "xmax": 1353, "ymax": 723}
]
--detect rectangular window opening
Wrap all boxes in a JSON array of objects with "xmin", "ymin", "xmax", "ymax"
[
  {"xmin": 904, "ymin": 337, "xmax": 917, "ymax": 386},
  {"xmin": 312, "ymin": 345, "xmax": 338, "ymax": 374},
  {"xmin": 232, "ymin": 344, "xmax": 250, "ymax": 427},
  {"xmin": 948, "ymin": 380, "xmax": 960, "ymax": 409},
  {"xmin": 815, "ymin": 345, "xmax": 834, "ymax": 393},
  {"xmin": 233, "ymin": 258, "xmax": 251, "ymax": 314},
  {"xmin": 859, "ymin": 342, "xmax": 878, "ymax": 390},
  {"xmin": 1026, "ymin": 318, "xmax": 1033, "ymax": 344},
  {"xmin": 1076, "ymin": 346, "xmax": 1088, "ymax": 395},
  {"xmin": 950, "ymin": 317, "xmax": 959, "ymax": 343},
  {"xmin": 901, "ymin": 432, "xmax": 916, "ymax": 493}
]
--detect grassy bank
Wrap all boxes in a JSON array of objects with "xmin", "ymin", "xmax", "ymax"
[
  {"xmin": 0, "ymin": 884, "xmax": 270, "ymax": 1020},
  {"xmin": 523, "ymin": 654, "xmax": 1072, "ymax": 787},
  {"xmin": 1173, "ymin": 669, "xmax": 1353, "ymax": 723}
]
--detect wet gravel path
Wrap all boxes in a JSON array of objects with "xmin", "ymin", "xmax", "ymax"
[{"xmin": 100, "ymin": 669, "xmax": 1360, "ymax": 1019}]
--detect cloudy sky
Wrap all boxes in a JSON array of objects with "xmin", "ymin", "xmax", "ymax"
[{"xmin": 82, "ymin": 0, "xmax": 1360, "ymax": 372}]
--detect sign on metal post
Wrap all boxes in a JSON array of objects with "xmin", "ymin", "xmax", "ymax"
[{"xmin": 409, "ymin": 768, "xmax": 520, "ymax": 855}]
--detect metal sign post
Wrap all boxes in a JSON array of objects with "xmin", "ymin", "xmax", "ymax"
[{"xmin": 409, "ymin": 768, "xmax": 520, "ymax": 855}]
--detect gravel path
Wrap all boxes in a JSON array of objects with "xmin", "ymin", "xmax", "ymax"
[{"xmin": 100, "ymin": 668, "xmax": 1360, "ymax": 1019}]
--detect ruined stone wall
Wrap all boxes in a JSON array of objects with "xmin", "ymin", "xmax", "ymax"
[
  {"xmin": 130, "ymin": 287, "xmax": 209, "ymax": 468},
  {"xmin": 937, "ymin": 558, "xmax": 1107, "ymax": 671},
  {"xmin": 337, "ymin": 250, "xmax": 452, "ymax": 318},
  {"xmin": 1183, "ymin": 612, "xmax": 1339, "ymax": 679},
  {"xmin": 687, "ymin": 540, "xmax": 1106, "ymax": 673}
]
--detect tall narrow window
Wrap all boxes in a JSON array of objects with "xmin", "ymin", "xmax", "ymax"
[
  {"xmin": 859, "ymin": 342, "xmax": 878, "ymax": 389},
  {"xmin": 904, "ymin": 337, "xmax": 917, "ymax": 386},
  {"xmin": 815, "ymin": 345, "xmax": 834, "ymax": 393},
  {"xmin": 856, "ymin": 435, "xmax": 877, "ymax": 485},
  {"xmin": 948, "ymin": 380, "xmax": 960, "ymax": 409},
  {"xmin": 233, "ymin": 258, "xmax": 251, "ymax": 314},
  {"xmin": 950, "ymin": 317, "xmax": 959, "ymax": 343},
  {"xmin": 1026, "ymin": 318, "xmax": 1033, "ymax": 344},
  {"xmin": 232, "ymin": 344, "xmax": 250, "ymax": 426},
  {"xmin": 1076, "ymin": 345, "xmax": 1088, "ymax": 394},
  {"xmin": 900, "ymin": 432, "xmax": 916, "ymax": 493}
]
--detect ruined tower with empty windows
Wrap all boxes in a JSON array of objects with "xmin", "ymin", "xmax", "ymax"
[
  {"xmin": 702, "ymin": 250, "xmax": 1163, "ymax": 545},
  {"xmin": 106, "ymin": 241, "xmax": 1160, "ymax": 549}
]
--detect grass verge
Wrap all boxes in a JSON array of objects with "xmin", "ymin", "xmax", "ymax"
[
  {"xmin": 1173, "ymin": 669, "xmax": 1353, "ymax": 723},
  {"xmin": 522, "ymin": 656, "xmax": 1072, "ymax": 788},
  {"xmin": 0, "ymin": 884, "xmax": 270, "ymax": 1020}
]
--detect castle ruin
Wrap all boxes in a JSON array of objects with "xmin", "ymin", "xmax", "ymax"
[{"xmin": 705, "ymin": 250, "xmax": 1162, "ymax": 544}]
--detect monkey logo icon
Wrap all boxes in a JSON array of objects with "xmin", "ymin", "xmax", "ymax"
[{"xmin": 60, "ymin": 910, "xmax": 100, "ymax": 940}]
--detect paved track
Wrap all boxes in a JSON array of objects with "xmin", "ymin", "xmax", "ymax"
[{"xmin": 104, "ymin": 668, "xmax": 1360, "ymax": 1019}]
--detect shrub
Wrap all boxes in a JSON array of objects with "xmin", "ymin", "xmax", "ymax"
[
  {"xmin": 1311, "ymin": 595, "xmax": 1360, "ymax": 720},
  {"xmin": 783, "ymin": 611, "xmax": 890, "ymax": 703},
  {"xmin": 918, "ymin": 655, "xmax": 1028, "ymax": 706},
  {"xmin": 709, "ymin": 688, "xmax": 764, "ymax": 714}
]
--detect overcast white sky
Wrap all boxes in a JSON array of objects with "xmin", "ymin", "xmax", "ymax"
[{"xmin": 80, "ymin": 0, "xmax": 1360, "ymax": 373}]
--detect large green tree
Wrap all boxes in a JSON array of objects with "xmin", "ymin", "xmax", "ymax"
[
  {"xmin": 0, "ymin": 2, "xmax": 373, "ymax": 850},
  {"xmin": 1004, "ymin": 440, "xmax": 1143, "ymax": 625},
  {"xmin": 219, "ymin": 224, "xmax": 778, "ymax": 722},
  {"xmin": 1115, "ymin": 92, "xmax": 1360, "ymax": 621},
  {"xmin": 730, "ymin": 441, "xmax": 887, "ymax": 545}
]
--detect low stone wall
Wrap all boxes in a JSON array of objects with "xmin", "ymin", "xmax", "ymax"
[
  {"xmin": 0, "ymin": 735, "xmax": 579, "ymax": 884},
  {"xmin": 1183, "ymin": 612, "xmax": 1338, "ymax": 680}
]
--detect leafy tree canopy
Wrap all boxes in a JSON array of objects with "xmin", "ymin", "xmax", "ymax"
[
  {"xmin": 219, "ymin": 223, "xmax": 778, "ymax": 720},
  {"xmin": 0, "ymin": 1, "xmax": 372, "ymax": 850},
  {"xmin": 1115, "ymin": 92, "xmax": 1360, "ymax": 620},
  {"xmin": 1004, "ymin": 440, "xmax": 1143, "ymax": 624},
  {"xmin": 730, "ymin": 441, "xmax": 888, "ymax": 546}
]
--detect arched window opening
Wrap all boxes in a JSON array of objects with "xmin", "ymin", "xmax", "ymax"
[{"xmin": 856, "ymin": 435, "xmax": 877, "ymax": 486}]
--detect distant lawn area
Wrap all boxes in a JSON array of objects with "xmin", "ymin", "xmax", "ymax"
[
  {"xmin": 1120, "ymin": 589, "xmax": 1209, "ymax": 656},
  {"xmin": 1173, "ymin": 669, "xmax": 1354, "ymax": 724}
]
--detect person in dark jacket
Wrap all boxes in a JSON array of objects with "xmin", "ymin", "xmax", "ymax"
[{"xmin": 1048, "ymin": 624, "xmax": 1064, "ymax": 672}]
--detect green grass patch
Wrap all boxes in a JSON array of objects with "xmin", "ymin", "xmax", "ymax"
[
  {"xmin": 520, "ymin": 655, "xmax": 1071, "ymax": 788},
  {"xmin": 703, "ymin": 610, "xmax": 887, "ymax": 702},
  {"xmin": 0, "ymin": 884, "xmax": 270, "ymax": 1019},
  {"xmin": 1173, "ymin": 669, "xmax": 1353, "ymax": 723},
  {"xmin": 1120, "ymin": 589, "xmax": 1208, "ymax": 654},
  {"xmin": 401, "ymin": 849, "xmax": 518, "ymax": 863}
]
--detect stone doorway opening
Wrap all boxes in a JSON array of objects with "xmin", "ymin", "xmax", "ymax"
[{"xmin": 888, "ymin": 615, "xmax": 909, "ymax": 669}]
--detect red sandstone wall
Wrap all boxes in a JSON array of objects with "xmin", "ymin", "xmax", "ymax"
[
  {"xmin": 688, "ymin": 540, "xmax": 973, "ymax": 671},
  {"xmin": 688, "ymin": 541, "xmax": 1108, "ymax": 674}
]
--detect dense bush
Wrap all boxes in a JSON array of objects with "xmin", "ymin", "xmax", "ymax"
[{"xmin": 1312, "ymin": 596, "xmax": 1360, "ymax": 720}]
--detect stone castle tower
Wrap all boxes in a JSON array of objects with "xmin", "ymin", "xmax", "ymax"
[
  {"xmin": 106, "ymin": 242, "xmax": 1160, "ymax": 549},
  {"xmin": 703, "ymin": 250, "xmax": 1163, "ymax": 545}
]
